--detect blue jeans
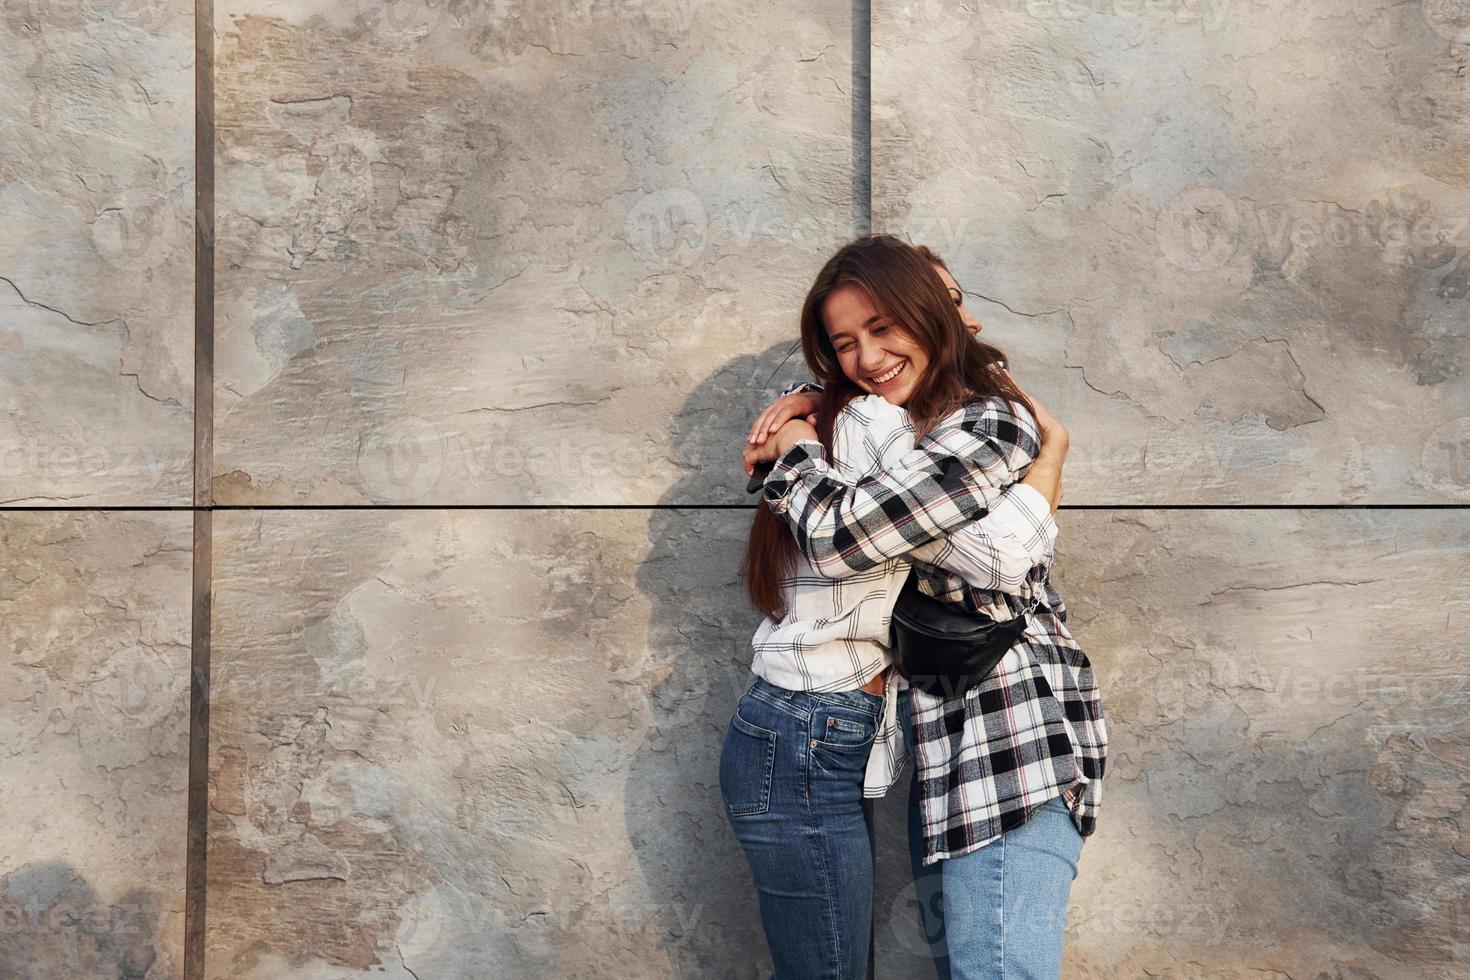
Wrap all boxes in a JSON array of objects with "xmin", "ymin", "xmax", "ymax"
[
  {"xmin": 719, "ymin": 676, "xmax": 886, "ymax": 980},
  {"xmin": 901, "ymin": 688, "xmax": 1083, "ymax": 979}
]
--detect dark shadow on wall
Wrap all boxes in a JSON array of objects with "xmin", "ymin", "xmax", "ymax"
[
  {"xmin": 0, "ymin": 861, "xmax": 168, "ymax": 979},
  {"xmin": 623, "ymin": 345, "xmax": 931, "ymax": 979}
]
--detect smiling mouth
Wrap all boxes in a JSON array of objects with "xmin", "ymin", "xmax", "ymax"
[{"xmin": 870, "ymin": 360, "xmax": 908, "ymax": 387}]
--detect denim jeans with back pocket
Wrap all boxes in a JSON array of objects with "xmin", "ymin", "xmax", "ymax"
[{"xmin": 719, "ymin": 676, "xmax": 886, "ymax": 980}]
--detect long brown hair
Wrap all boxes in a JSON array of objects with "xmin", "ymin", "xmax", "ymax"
[{"xmin": 741, "ymin": 234, "xmax": 1036, "ymax": 620}]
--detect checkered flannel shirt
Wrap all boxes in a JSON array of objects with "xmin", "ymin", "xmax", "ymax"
[
  {"xmin": 764, "ymin": 379, "xmax": 1108, "ymax": 865},
  {"xmin": 751, "ymin": 388, "xmax": 1061, "ymax": 801}
]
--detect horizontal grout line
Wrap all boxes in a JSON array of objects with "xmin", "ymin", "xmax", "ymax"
[
  {"xmin": 1042, "ymin": 503, "xmax": 1468, "ymax": 510},
  {"xmin": 1, "ymin": 503, "xmax": 1467, "ymax": 512}
]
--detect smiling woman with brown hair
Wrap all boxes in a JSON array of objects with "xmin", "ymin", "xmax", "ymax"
[{"xmin": 720, "ymin": 233, "xmax": 1108, "ymax": 978}]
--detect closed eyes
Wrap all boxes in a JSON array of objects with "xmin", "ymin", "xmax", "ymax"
[{"xmin": 835, "ymin": 323, "xmax": 890, "ymax": 354}]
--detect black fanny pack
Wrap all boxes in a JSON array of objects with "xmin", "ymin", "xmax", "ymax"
[
  {"xmin": 749, "ymin": 458, "xmax": 1045, "ymax": 698},
  {"xmin": 889, "ymin": 569, "xmax": 1044, "ymax": 698}
]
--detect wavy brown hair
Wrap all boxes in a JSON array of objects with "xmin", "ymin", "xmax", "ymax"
[{"xmin": 742, "ymin": 234, "xmax": 1036, "ymax": 620}]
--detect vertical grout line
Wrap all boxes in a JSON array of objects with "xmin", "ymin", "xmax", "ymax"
[
  {"xmin": 852, "ymin": 0, "xmax": 871, "ymax": 236},
  {"xmin": 855, "ymin": 4, "xmax": 876, "ymax": 977},
  {"xmin": 193, "ymin": 13, "xmax": 214, "ymax": 508},
  {"xmin": 185, "ymin": 0, "xmax": 214, "ymax": 975},
  {"xmin": 185, "ymin": 510, "xmax": 212, "ymax": 977}
]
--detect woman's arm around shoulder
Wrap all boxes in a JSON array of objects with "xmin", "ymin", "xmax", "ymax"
[
  {"xmin": 910, "ymin": 481, "xmax": 1058, "ymax": 593},
  {"xmin": 759, "ymin": 394, "xmax": 1044, "ymax": 578}
]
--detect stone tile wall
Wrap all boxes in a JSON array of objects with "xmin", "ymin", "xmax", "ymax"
[{"xmin": 3, "ymin": 2, "xmax": 1466, "ymax": 978}]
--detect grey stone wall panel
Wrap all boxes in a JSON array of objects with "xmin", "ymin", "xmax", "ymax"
[
  {"xmin": 0, "ymin": 512, "xmax": 192, "ymax": 978},
  {"xmin": 1056, "ymin": 508, "xmax": 1468, "ymax": 978},
  {"xmin": 205, "ymin": 507, "xmax": 773, "ymax": 977},
  {"xmin": 0, "ymin": 1, "xmax": 195, "ymax": 506},
  {"xmin": 213, "ymin": 1, "xmax": 856, "ymax": 504},
  {"xmin": 873, "ymin": 1, "xmax": 1470, "ymax": 503}
]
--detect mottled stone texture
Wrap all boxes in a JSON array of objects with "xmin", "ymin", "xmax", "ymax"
[
  {"xmin": 204, "ymin": 507, "xmax": 1467, "ymax": 979},
  {"xmin": 0, "ymin": 512, "xmax": 192, "ymax": 978},
  {"xmin": 204, "ymin": 509, "xmax": 773, "ymax": 978},
  {"xmin": 1055, "ymin": 510, "xmax": 1469, "ymax": 979},
  {"xmin": 874, "ymin": 0, "xmax": 1470, "ymax": 503},
  {"xmin": 212, "ymin": 0, "xmax": 854, "ymax": 504},
  {"xmin": 9, "ymin": 3, "xmax": 1470, "ymax": 979},
  {"xmin": 0, "ymin": 1, "xmax": 194, "ymax": 506}
]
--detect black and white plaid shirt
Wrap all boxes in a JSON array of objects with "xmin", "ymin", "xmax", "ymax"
[
  {"xmin": 764, "ymin": 381, "xmax": 1108, "ymax": 864},
  {"xmin": 751, "ymin": 390, "xmax": 1060, "ymax": 800}
]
